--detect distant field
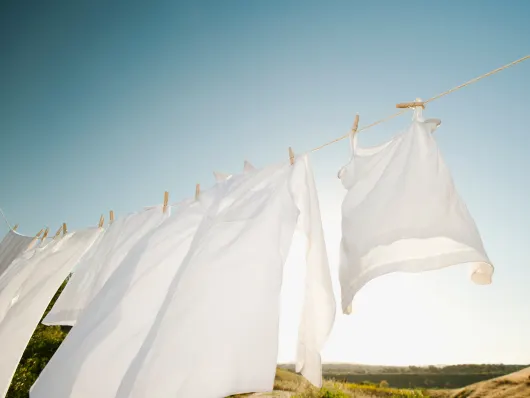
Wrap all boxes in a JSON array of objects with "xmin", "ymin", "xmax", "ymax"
[
  {"xmin": 322, "ymin": 372, "xmax": 507, "ymax": 389},
  {"xmin": 279, "ymin": 364, "xmax": 529, "ymax": 389},
  {"xmin": 231, "ymin": 368, "xmax": 432, "ymax": 397},
  {"xmin": 234, "ymin": 367, "xmax": 530, "ymax": 397}
]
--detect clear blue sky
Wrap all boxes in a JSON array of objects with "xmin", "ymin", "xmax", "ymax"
[{"xmin": 1, "ymin": 0, "xmax": 529, "ymax": 366}]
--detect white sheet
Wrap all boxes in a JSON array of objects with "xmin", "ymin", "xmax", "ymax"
[
  {"xmin": 0, "ymin": 227, "xmax": 102, "ymax": 398},
  {"xmin": 117, "ymin": 156, "xmax": 334, "ymax": 397},
  {"xmin": 0, "ymin": 231, "xmax": 34, "ymax": 278},
  {"xmin": 30, "ymin": 198, "xmax": 209, "ymax": 398},
  {"xmin": 31, "ymin": 155, "xmax": 335, "ymax": 398},
  {"xmin": 338, "ymin": 107, "xmax": 493, "ymax": 314},
  {"xmin": 42, "ymin": 206, "xmax": 169, "ymax": 326}
]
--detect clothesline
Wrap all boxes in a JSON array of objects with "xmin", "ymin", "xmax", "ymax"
[
  {"xmin": 308, "ymin": 54, "xmax": 530, "ymax": 154},
  {"xmin": 0, "ymin": 57, "xmax": 520, "ymax": 398},
  {"xmin": 2, "ymin": 54, "xmax": 529, "ymax": 236},
  {"xmin": 0, "ymin": 208, "xmax": 12, "ymax": 231}
]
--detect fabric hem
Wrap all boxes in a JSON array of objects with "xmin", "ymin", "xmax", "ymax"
[{"xmin": 341, "ymin": 250, "xmax": 493, "ymax": 314}]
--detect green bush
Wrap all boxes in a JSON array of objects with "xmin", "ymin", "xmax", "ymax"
[
  {"xmin": 6, "ymin": 325, "xmax": 68, "ymax": 398},
  {"xmin": 6, "ymin": 280, "xmax": 69, "ymax": 398}
]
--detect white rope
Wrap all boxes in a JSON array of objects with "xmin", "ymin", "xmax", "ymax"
[
  {"xmin": 309, "ymin": 55, "xmax": 530, "ymax": 153},
  {"xmin": 0, "ymin": 207, "xmax": 13, "ymax": 230}
]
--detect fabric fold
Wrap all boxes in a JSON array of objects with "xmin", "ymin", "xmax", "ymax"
[
  {"xmin": 292, "ymin": 156, "xmax": 336, "ymax": 387},
  {"xmin": 0, "ymin": 231, "xmax": 34, "ymax": 278}
]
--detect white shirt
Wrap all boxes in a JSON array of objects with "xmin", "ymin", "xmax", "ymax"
[{"xmin": 338, "ymin": 108, "xmax": 493, "ymax": 314}]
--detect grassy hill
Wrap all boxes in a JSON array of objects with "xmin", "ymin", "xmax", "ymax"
[
  {"xmin": 446, "ymin": 367, "xmax": 530, "ymax": 398},
  {"xmin": 232, "ymin": 367, "xmax": 530, "ymax": 398}
]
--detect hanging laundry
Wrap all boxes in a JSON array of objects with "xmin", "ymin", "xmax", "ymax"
[
  {"xmin": 338, "ymin": 107, "xmax": 493, "ymax": 314},
  {"xmin": 31, "ymin": 156, "xmax": 335, "ymax": 398},
  {"xmin": 0, "ymin": 240, "xmax": 49, "ymax": 325},
  {"xmin": 42, "ymin": 206, "xmax": 169, "ymax": 326},
  {"xmin": 30, "ymin": 196, "xmax": 211, "ymax": 398},
  {"xmin": 0, "ymin": 227, "xmax": 102, "ymax": 398},
  {"xmin": 0, "ymin": 230, "xmax": 34, "ymax": 278}
]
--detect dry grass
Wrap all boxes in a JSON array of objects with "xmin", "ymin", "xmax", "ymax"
[
  {"xmin": 230, "ymin": 368, "xmax": 430, "ymax": 397},
  {"xmin": 292, "ymin": 379, "xmax": 429, "ymax": 397},
  {"xmin": 443, "ymin": 367, "xmax": 530, "ymax": 398},
  {"xmin": 231, "ymin": 366, "xmax": 530, "ymax": 397}
]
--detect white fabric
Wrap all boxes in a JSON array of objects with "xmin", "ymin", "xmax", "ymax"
[
  {"xmin": 42, "ymin": 206, "xmax": 169, "ymax": 326},
  {"xmin": 0, "ymin": 231, "xmax": 34, "ymax": 278},
  {"xmin": 30, "ymin": 198, "xmax": 207, "ymax": 398},
  {"xmin": 338, "ymin": 108, "xmax": 493, "ymax": 314},
  {"xmin": 0, "ymin": 241, "xmax": 49, "ymax": 328},
  {"xmin": 31, "ymin": 155, "xmax": 335, "ymax": 398},
  {"xmin": 0, "ymin": 228, "xmax": 102, "ymax": 398}
]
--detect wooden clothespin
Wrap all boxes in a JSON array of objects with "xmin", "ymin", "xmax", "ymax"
[
  {"xmin": 42, "ymin": 228, "xmax": 49, "ymax": 240},
  {"xmin": 396, "ymin": 99, "xmax": 425, "ymax": 109},
  {"xmin": 53, "ymin": 225, "xmax": 62, "ymax": 240},
  {"xmin": 27, "ymin": 228, "xmax": 44, "ymax": 248},
  {"xmin": 351, "ymin": 114, "xmax": 360, "ymax": 135},
  {"xmin": 62, "ymin": 223, "xmax": 67, "ymax": 236},
  {"xmin": 163, "ymin": 191, "xmax": 169, "ymax": 213},
  {"xmin": 98, "ymin": 215, "xmax": 105, "ymax": 228},
  {"xmin": 12, "ymin": 224, "xmax": 18, "ymax": 232},
  {"xmin": 109, "ymin": 210, "xmax": 114, "ymax": 224},
  {"xmin": 195, "ymin": 184, "xmax": 200, "ymax": 200},
  {"xmin": 289, "ymin": 147, "xmax": 295, "ymax": 165},
  {"xmin": 213, "ymin": 171, "xmax": 230, "ymax": 182}
]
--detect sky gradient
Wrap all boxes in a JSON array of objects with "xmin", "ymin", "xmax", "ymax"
[{"xmin": 1, "ymin": 0, "xmax": 529, "ymax": 366}]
